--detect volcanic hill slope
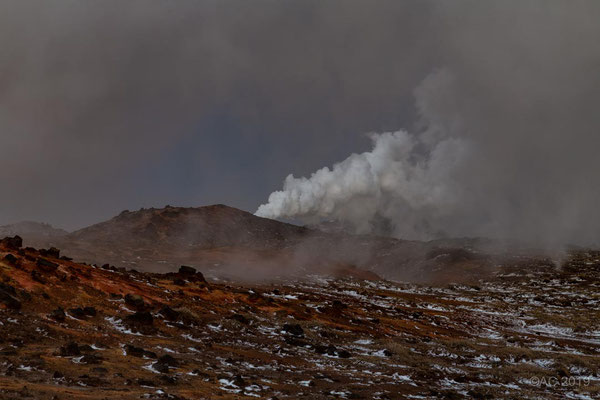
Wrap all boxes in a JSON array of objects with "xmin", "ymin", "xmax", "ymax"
[
  {"xmin": 28, "ymin": 205, "xmax": 501, "ymax": 284},
  {"xmin": 1, "ymin": 236, "xmax": 600, "ymax": 399}
]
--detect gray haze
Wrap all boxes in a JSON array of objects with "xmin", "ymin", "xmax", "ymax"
[{"xmin": 1, "ymin": 1, "xmax": 599, "ymax": 246}]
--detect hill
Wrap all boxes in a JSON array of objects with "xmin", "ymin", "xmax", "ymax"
[{"xmin": 24, "ymin": 204, "xmax": 503, "ymax": 283}]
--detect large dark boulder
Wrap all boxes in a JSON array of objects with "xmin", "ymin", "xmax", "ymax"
[
  {"xmin": 60, "ymin": 342, "xmax": 81, "ymax": 357},
  {"xmin": 49, "ymin": 307, "xmax": 65, "ymax": 322},
  {"xmin": 68, "ymin": 307, "xmax": 86, "ymax": 319},
  {"xmin": 178, "ymin": 265, "xmax": 196, "ymax": 275},
  {"xmin": 2, "ymin": 253, "xmax": 17, "ymax": 264},
  {"xmin": 0, "ymin": 284, "xmax": 21, "ymax": 310},
  {"xmin": 153, "ymin": 354, "xmax": 179, "ymax": 372},
  {"xmin": 0, "ymin": 236, "xmax": 22, "ymax": 250},
  {"xmin": 36, "ymin": 258, "xmax": 58, "ymax": 272},
  {"xmin": 39, "ymin": 247, "xmax": 60, "ymax": 258},
  {"xmin": 282, "ymin": 323, "xmax": 304, "ymax": 337},
  {"xmin": 124, "ymin": 293, "xmax": 145, "ymax": 309},
  {"xmin": 124, "ymin": 311, "xmax": 153, "ymax": 326},
  {"xmin": 159, "ymin": 306, "xmax": 180, "ymax": 322},
  {"xmin": 125, "ymin": 344, "xmax": 157, "ymax": 359}
]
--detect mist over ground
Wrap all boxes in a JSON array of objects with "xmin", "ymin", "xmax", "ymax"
[{"xmin": 1, "ymin": 1, "xmax": 598, "ymax": 246}]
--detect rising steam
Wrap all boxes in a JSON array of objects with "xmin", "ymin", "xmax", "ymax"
[
  {"xmin": 257, "ymin": 63, "xmax": 600, "ymax": 246},
  {"xmin": 256, "ymin": 70, "xmax": 469, "ymax": 240}
]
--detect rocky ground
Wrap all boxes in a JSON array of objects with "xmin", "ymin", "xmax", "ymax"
[{"xmin": 0, "ymin": 236, "xmax": 599, "ymax": 399}]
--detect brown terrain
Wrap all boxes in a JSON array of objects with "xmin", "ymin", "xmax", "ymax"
[
  {"xmin": 20, "ymin": 205, "xmax": 503, "ymax": 284},
  {"xmin": 0, "ymin": 206, "xmax": 599, "ymax": 399}
]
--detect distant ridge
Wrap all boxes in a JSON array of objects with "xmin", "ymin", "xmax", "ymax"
[
  {"xmin": 21, "ymin": 204, "xmax": 500, "ymax": 283},
  {"xmin": 0, "ymin": 221, "xmax": 68, "ymax": 248}
]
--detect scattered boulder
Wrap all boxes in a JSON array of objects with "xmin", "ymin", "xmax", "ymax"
[
  {"xmin": 332, "ymin": 300, "xmax": 347, "ymax": 310},
  {"xmin": 125, "ymin": 344, "xmax": 157, "ymax": 359},
  {"xmin": 178, "ymin": 265, "xmax": 196, "ymax": 275},
  {"xmin": 60, "ymin": 342, "xmax": 81, "ymax": 357},
  {"xmin": 68, "ymin": 307, "xmax": 86, "ymax": 319},
  {"xmin": 31, "ymin": 270, "xmax": 46, "ymax": 284},
  {"xmin": 68, "ymin": 306, "xmax": 97, "ymax": 319},
  {"xmin": 232, "ymin": 374, "xmax": 245, "ymax": 387},
  {"xmin": 83, "ymin": 306, "xmax": 97, "ymax": 316},
  {"xmin": 177, "ymin": 265, "xmax": 206, "ymax": 283},
  {"xmin": 314, "ymin": 344, "xmax": 350, "ymax": 358},
  {"xmin": 39, "ymin": 247, "xmax": 60, "ymax": 258},
  {"xmin": 80, "ymin": 354, "xmax": 102, "ymax": 364},
  {"xmin": 282, "ymin": 323, "xmax": 304, "ymax": 337},
  {"xmin": 228, "ymin": 313, "xmax": 249, "ymax": 325},
  {"xmin": 36, "ymin": 258, "xmax": 58, "ymax": 272},
  {"xmin": 2, "ymin": 253, "xmax": 17, "ymax": 264},
  {"xmin": 159, "ymin": 306, "xmax": 180, "ymax": 322},
  {"xmin": 0, "ymin": 283, "xmax": 21, "ymax": 310},
  {"xmin": 124, "ymin": 311, "xmax": 153, "ymax": 326},
  {"xmin": 1, "ymin": 236, "xmax": 22, "ymax": 250},
  {"xmin": 124, "ymin": 293, "xmax": 145, "ymax": 309},
  {"xmin": 78, "ymin": 344, "xmax": 94, "ymax": 353},
  {"xmin": 123, "ymin": 311, "xmax": 156, "ymax": 334},
  {"xmin": 49, "ymin": 307, "xmax": 66, "ymax": 322},
  {"xmin": 157, "ymin": 354, "xmax": 179, "ymax": 367},
  {"xmin": 153, "ymin": 354, "xmax": 179, "ymax": 373}
]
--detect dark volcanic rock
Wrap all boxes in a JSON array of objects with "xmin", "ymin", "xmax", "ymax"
[
  {"xmin": 49, "ymin": 307, "xmax": 66, "ymax": 322},
  {"xmin": 159, "ymin": 306, "xmax": 180, "ymax": 322},
  {"xmin": 125, "ymin": 311, "xmax": 153, "ymax": 325},
  {"xmin": 36, "ymin": 258, "xmax": 58, "ymax": 272},
  {"xmin": 31, "ymin": 270, "xmax": 46, "ymax": 284},
  {"xmin": 232, "ymin": 374, "xmax": 245, "ymax": 387},
  {"xmin": 178, "ymin": 265, "xmax": 196, "ymax": 275},
  {"xmin": 282, "ymin": 323, "xmax": 304, "ymax": 337},
  {"xmin": 228, "ymin": 313, "xmax": 249, "ymax": 325},
  {"xmin": 157, "ymin": 354, "xmax": 179, "ymax": 367},
  {"xmin": 69, "ymin": 307, "xmax": 86, "ymax": 319},
  {"xmin": 83, "ymin": 306, "xmax": 97, "ymax": 316},
  {"xmin": 3, "ymin": 253, "xmax": 17, "ymax": 264},
  {"xmin": 153, "ymin": 355, "xmax": 179, "ymax": 373},
  {"xmin": 40, "ymin": 247, "xmax": 60, "ymax": 258},
  {"xmin": 125, "ymin": 344, "xmax": 157, "ymax": 359},
  {"xmin": 1, "ymin": 235, "xmax": 22, "ymax": 249},
  {"xmin": 60, "ymin": 342, "xmax": 81, "ymax": 357},
  {"xmin": 0, "ymin": 283, "xmax": 21, "ymax": 310},
  {"xmin": 80, "ymin": 354, "xmax": 102, "ymax": 364},
  {"xmin": 123, "ymin": 311, "xmax": 156, "ymax": 334},
  {"xmin": 124, "ymin": 293, "xmax": 145, "ymax": 309}
]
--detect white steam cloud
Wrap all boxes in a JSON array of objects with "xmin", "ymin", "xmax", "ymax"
[
  {"xmin": 257, "ymin": 59, "xmax": 600, "ymax": 247},
  {"xmin": 256, "ymin": 70, "xmax": 470, "ymax": 240}
]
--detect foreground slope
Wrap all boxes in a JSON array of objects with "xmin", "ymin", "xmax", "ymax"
[{"xmin": 1, "ymin": 237, "xmax": 599, "ymax": 399}]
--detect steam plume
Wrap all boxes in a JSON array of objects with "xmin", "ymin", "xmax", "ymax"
[
  {"xmin": 257, "ymin": 59, "xmax": 600, "ymax": 246},
  {"xmin": 256, "ymin": 70, "xmax": 468, "ymax": 240}
]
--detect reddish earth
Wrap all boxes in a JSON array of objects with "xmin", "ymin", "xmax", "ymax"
[{"xmin": 1, "ymin": 234, "xmax": 599, "ymax": 399}]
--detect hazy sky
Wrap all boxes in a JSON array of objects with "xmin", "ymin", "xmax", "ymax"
[{"xmin": 1, "ymin": 1, "xmax": 599, "ymax": 243}]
